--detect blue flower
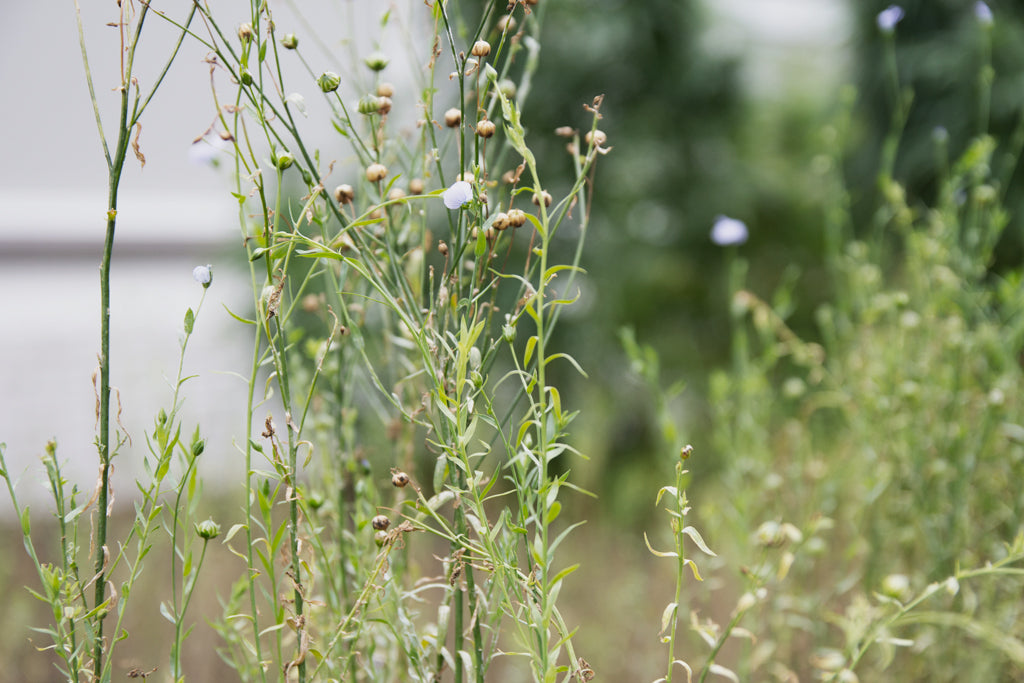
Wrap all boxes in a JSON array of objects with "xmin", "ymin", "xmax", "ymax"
[
  {"xmin": 193, "ymin": 264, "xmax": 213, "ymax": 287},
  {"xmin": 710, "ymin": 215, "xmax": 748, "ymax": 246},
  {"xmin": 975, "ymin": 1, "xmax": 993, "ymax": 25},
  {"xmin": 876, "ymin": 5, "xmax": 905, "ymax": 33},
  {"xmin": 442, "ymin": 180, "xmax": 473, "ymax": 210}
]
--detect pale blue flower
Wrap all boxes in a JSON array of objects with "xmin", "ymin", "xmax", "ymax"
[
  {"xmin": 876, "ymin": 5, "xmax": 905, "ymax": 33},
  {"xmin": 975, "ymin": 1, "xmax": 993, "ymax": 25},
  {"xmin": 193, "ymin": 264, "xmax": 213, "ymax": 287},
  {"xmin": 442, "ymin": 180, "xmax": 473, "ymax": 209},
  {"xmin": 711, "ymin": 215, "xmax": 748, "ymax": 246}
]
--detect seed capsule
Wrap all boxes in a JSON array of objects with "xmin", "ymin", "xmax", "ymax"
[
  {"xmin": 371, "ymin": 514, "xmax": 391, "ymax": 531},
  {"xmin": 444, "ymin": 108, "xmax": 462, "ymax": 128},
  {"xmin": 333, "ymin": 184, "xmax": 355, "ymax": 204},
  {"xmin": 377, "ymin": 82, "xmax": 395, "ymax": 97},
  {"xmin": 532, "ymin": 190, "xmax": 552, "ymax": 207},
  {"xmin": 281, "ymin": 33, "xmax": 299, "ymax": 50},
  {"xmin": 374, "ymin": 530, "xmax": 389, "ymax": 547},
  {"xmin": 364, "ymin": 52, "xmax": 390, "ymax": 71},
  {"xmin": 392, "ymin": 471, "xmax": 410, "ymax": 488},
  {"xmin": 409, "ymin": 178, "xmax": 425, "ymax": 195},
  {"xmin": 491, "ymin": 212, "xmax": 510, "ymax": 231},
  {"xmin": 585, "ymin": 129, "xmax": 608, "ymax": 146},
  {"xmin": 507, "ymin": 208, "xmax": 527, "ymax": 228},
  {"xmin": 471, "ymin": 40, "xmax": 491, "ymax": 57},
  {"xmin": 476, "ymin": 119, "xmax": 496, "ymax": 138},
  {"xmin": 365, "ymin": 163, "xmax": 388, "ymax": 182},
  {"xmin": 238, "ymin": 23, "xmax": 254, "ymax": 43}
]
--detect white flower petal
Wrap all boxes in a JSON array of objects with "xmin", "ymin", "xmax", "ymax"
[
  {"xmin": 876, "ymin": 5, "xmax": 905, "ymax": 32},
  {"xmin": 442, "ymin": 180, "xmax": 473, "ymax": 209},
  {"xmin": 193, "ymin": 264, "xmax": 213, "ymax": 285}
]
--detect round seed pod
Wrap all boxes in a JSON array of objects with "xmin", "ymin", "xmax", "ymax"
[
  {"xmin": 371, "ymin": 514, "xmax": 391, "ymax": 531},
  {"xmin": 471, "ymin": 40, "xmax": 491, "ymax": 57},
  {"xmin": 532, "ymin": 190, "xmax": 552, "ymax": 207},
  {"xmin": 238, "ymin": 23, "xmax": 254, "ymax": 43},
  {"xmin": 438, "ymin": 240, "xmax": 450, "ymax": 257},
  {"xmin": 377, "ymin": 82, "xmax": 395, "ymax": 98},
  {"xmin": 507, "ymin": 208, "xmax": 527, "ymax": 228},
  {"xmin": 374, "ymin": 530, "xmax": 389, "ymax": 547},
  {"xmin": 333, "ymin": 184, "xmax": 355, "ymax": 205},
  {"xmin": 365, "ymin": 163, "xmax": 388, "ymax": 182},
  {"xmin": 276, "ymin": 152, "xmax": 295, "ymax": 170},
  {"xmin": 392, "ymin": 471, "xmax": 410, "ymax": 488},
  {"xmin": 281, "ymin": 33, "xmax": 299, "ymax": 50},
  {"xmin": 476, "ymin": 119, "xmax": 496, "ymax": 138},
  {"xmin": 585, "ymin": 129, "xmax": 608, "ymax": 146},
  {"xmin": 555, "ymin": 126, "xmax": 576, "ymax": 138},
  {"xmin": 388, "ymin": 188, "xmax": 406, "ymax": 202},
  {"xmin": 409, "ymin": 178, "xmax": 425, "ymax": 195},
  {"xmin": 364, "ymin": 52, "xmax": 390, "ymax": 71},
  {"xmin": 491, "ymin": 212, "xmax": 510, "ymax": 231},
  {"xmin": 497, "ymin": 16, "xmax": 516, "ymax": 32},
  {"xmin": 444, "ymin": 108, "xmax": 462, "ymax": 128}
]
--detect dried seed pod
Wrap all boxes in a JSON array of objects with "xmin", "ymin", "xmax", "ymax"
[
  {"xmin": 555, "ymin": 126, "xmax": 576, "ymax": 138},
  {"xmin": 237, "ymin": 23, "xmax": 254, "ymax": 43},
  {"xmin": 532, "ymin": 190, "xmax": 552, "ymax": 207},
  {"xmin": 507, "ymin": 208, "xmax": 527, "ymax": 228},
  {"xmin": 438, "ymin": 240, "xmax": 450, "ymax": 257},
  {"xmin": 471, "ymin": 40, "xmax": 491, "ymax": 57},
  {"xmin": 333, "ymin": 184, "xmax": 355, "ymax": 205},
  {"xmin": 371, "ymin": 514, "xmax": 391, "ymax": 531},
  {"xmin": 444, "ymin": 108, "xmax": 462, "ymax": 128},
  {"xmin": 388, "ymin": 187, "xmax": 406, "ymax": 202},
  {"xmin": 392, "ymin": 471, "xmax": 410, "ymax": 488},
  {"xmin": 585, "ymin": 129, "xmax": 607, "ymax": 146},
  {"xmin": 492, "ymin": 212, "xmax": 510, "ymax": 231},
  {"xmin": 409, "ymin": 178, "xmax": 425, "ymax": 195},
  {"xmin": 377, "ymin": 82, "xmax": 395, "ymax": 98},
  {"xmin": 497, "ymin": 16, "xmax": 516, "ymax": 32},
  {"xmin": 476, "ymin": 119, "xmax": 496, "ymax": 138},
  {"xmin": 365, "ymin": 163, "xmax": 388, "ymax": 182},
  {"xmin": 374, "ymin": 530, "xmax": 389, "ymax": 547}
]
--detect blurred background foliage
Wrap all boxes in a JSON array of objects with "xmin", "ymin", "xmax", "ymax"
[{"xmin": 518, "ymin": 0, "xmax": 1024, "ymax": 526}]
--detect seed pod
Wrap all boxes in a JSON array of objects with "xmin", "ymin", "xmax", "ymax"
[
  {"xmin": 409, "ymin": 178, "xmax": 425, "ymax": 195},
  {"xmin": 334, "ymin": 184, "xmax": 355, "ymax": 204},
  {"xmin": 444, "ymin": 108, "xmax": 462, "ymax": 128},
  {"xmin": 372, "ymin": 514, "xmax": 391, "ymax": 531},
  {"xmin": 365, "ymin": 163, "xmax": 388, "ymax": 182},
  {"xmin": 471, "ymin": 40, "xmax": 491, "ymax": 57},
  {"xmin": 392, "ymin": 471, "xmax": 410, "ymax": 488},
  {"xmin": 281, "ymin": 33, "xmax": 299, "ymax": 50},
  {"xmin": 388, "ymin": 187, "xmax": 406, "ymax": 202},
  {"xmin": 377, "ymin": 82, "xmax": 395, "ymax": 98},
  {"xmin": 376, "ymin": 96, "xmax": 393, "ymax": 115},
  {"xmin": 532, "ymin": 190, "xmax": 552, "ymax": 207},
  {"xmin": 555, "ymin": 126, "xmax": 576, "ymax": 138},
  {"xmin": 374, "ymin": 530, "xmax": 389, "ymax": 547},
  {"xmin": 476, "ymin": 119, "xmax": 496, "ymax": 138},
  {"xmin": 492, "ymin": 212, "xmax": 509, "ymax": 231},
  {"xmin": 585, "ymin": 129, "xmax": 607, "ymax": 146},
  {"xmin": 438, "ymin": 240, "xmax": 449, "ymax": 257},
  {"xmin": 507, "ymin": 208, "xmax": 527, "ymax": 228},
  {"xmin": 240, "ymin": 69, "xmax": 254, "ymax": 86},
  {"xmin": 276, "ymin": 152, "xmax": 295, "ymax": 171},
  {"xmin": 318, "ymin": 71, "xmax": 341, "ymax": 93},
  {"xmin": 238, "ymin": 23, "xmax": 254, "ymax": 43},
  {"xmin": 497, "ymin": 16, "xmax": 516, "ymax": 32}
]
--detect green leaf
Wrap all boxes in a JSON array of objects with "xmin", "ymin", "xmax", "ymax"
[
  {"xmin": 681, "ymin": 525, "xmax": 716, "ymax": 557},
  {"xmin": 20, "ymin": 506, "xmax": 30, "ymax": 536},
  {"xmin": 184, "ymin": 307, "xmax": 195, "ymax": 334},
  {"xmin": 545, "ymin": 500, "xmax": 562, "ymax": 525}
]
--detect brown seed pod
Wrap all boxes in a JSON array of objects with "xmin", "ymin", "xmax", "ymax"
[
  {"xmin": 438, "ymin": 240, "xmax": 450, "ymax": 257},
  {"xmin": 532, "ymin": 190, "xmax": 552, "ymax": 207},
  {"xmin": 476, "ymin": 119, "xmax": 497, "ymax": 138},
  {"xmin": 371, "ymin": 514, "xmax": 391, "ymax": 531},
  {"xmin": 365, "ymin": 163, "xmax": 388, "ymax": 182},
  {"xmin": 388, "ymin": 187, "xmax": 407, "ymax": 202},
  {"xmin": 555, "ymin": 126, "xmax": 576, "ymax": 138},
  {"xmin": 492, "ymin": 212, "xmax": 510, "ymax": 231},
  {"xmin": 392, "ymin": 471, "xmax": 410, "ymax": 488},
  {"xmin": 507, "ymin": 208, "xmax": 527, "ymax": 228},
  {"xmin": 409, "ymin": 178, "xmax": 425, "ymax": 195},
  {"xmin": 377, "ymin": 82, "xmax": 395, "ymax": 98},
  {"xmin": 471, "ymin": 40, "xmax": 491, "ymax": 58},
  {"xmin": 497, "ymin": 16, "xmax": 516, "ymax": 32},
  {"xmin": 333, "ymin": 184, "xmax": 355, "ymax": 205},
  {"xmin": 585, "ymin": 129, "xmax": 608, "ymax": 146},
  {"xmin": 444, "ymin": 108, "xmax": 462, "ymax": 128}
]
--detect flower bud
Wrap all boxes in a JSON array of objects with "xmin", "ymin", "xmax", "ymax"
[
  {"xmin": 307, "ymin": 490, "xmax": 325, "ymax": 509},
  {"xmin": 333, "ymin": 184, "xmax": 355, "ymax": 205},
  {"xmin": 364, "ymin": 52, "xmax": 389, "ymax": 71},
  {"xmin": 377, "ymin": 82, "xmax": 395, "ymax": 97},
  {"xmin": 471, "ymin": 40, "xmax": 491, "ymax": 57},
  {"xmin": 240, "ymin": 68, "xmax": 254, "ymax": 86},
  {"xmin": 238, "ymin": 23, "xmax": 254, "ymax": 43},
  {"xmin": 318, "ymin": 71, "xmax": 341, "ymax": 93},
  {"xmin": 281, "ymin": 33, "xmax": 299, "ymax": 50},
  {"xmin": 358, "ymin": 94, "xmax": 381, "ymax": 115},
  {"xmin": 276, "ymin": 152, "xmax": 294, "ymax": 170},
  {"xmin": 371, "ymin": 514, "xmax": 391, "ymax": 531},
  {"xmin": 444, "ymin": 108, "xmax": 462, "ymax": 128},
  {"xmin": 365, "ymin": 163, "xmax": 388, "ymax": 182},
  {"xmin": 476, "ymin": 119, "xmax": 496, "ymax": 138},
  {"xmin": 195, "ymin": 519, "xmax": 221, "ymax": 540},
  {"xmin": 392, "ymin": 471, "xmax": 410, "ymax": 488},
  {"xmin": 502, "ymin": 322, "xmax": 516, "ymax": 343}
]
